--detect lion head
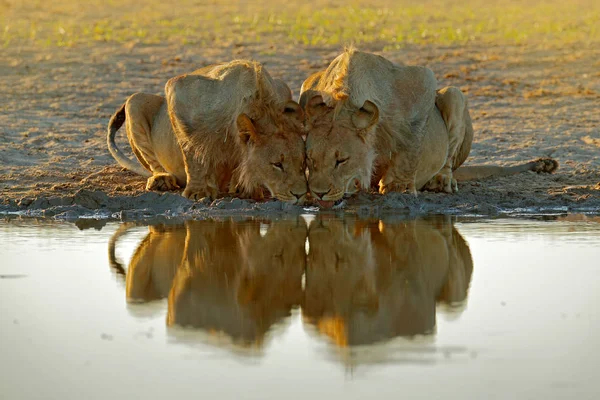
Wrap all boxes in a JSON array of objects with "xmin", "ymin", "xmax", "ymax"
[
  {"xmin": 236, "ymin": 100, "xmax": 308, "ymax": 204},
  {"xmin": 303, "ymin": 94, "xmax": 379, "ymax": 206}
]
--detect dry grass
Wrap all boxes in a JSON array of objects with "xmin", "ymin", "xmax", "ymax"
[{"xmin": 2, "ymin": 0, "xmax": 599, "ymax": 49}]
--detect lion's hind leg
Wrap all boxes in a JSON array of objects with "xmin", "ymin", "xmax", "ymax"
[
  {"xmin": 125, "ymin": 94, "xmax": 180, "ymax": 192},
  {"xmin": 424, "ymin": 87, "xmax": 471, "ymax": 193}
]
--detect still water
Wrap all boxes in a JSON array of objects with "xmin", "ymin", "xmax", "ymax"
[{"xmin": 1, "ymin": 215, "xmax": 599, "ymax": 399}]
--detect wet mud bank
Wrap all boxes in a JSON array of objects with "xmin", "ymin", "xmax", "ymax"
[{"xmin": 2, "ymin": 173, "xmax": 599, "ymax": 222}]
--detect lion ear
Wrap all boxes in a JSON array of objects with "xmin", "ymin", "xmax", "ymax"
[
  {"xmin": 351, "ymin": 100, "xmax": 379, "ymax": 131},
  {"xmin": 237, "ymin": 113, "xmax": 258, "ymax": 145},
  {"xmin": 283, "ymin": 100, "xmax": 304, "ymax": 123},
  {"xmin": 304, "ymin": 94, "xmax": 329, "ymax": 120}
]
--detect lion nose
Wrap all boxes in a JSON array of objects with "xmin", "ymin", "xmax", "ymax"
[
  {"xmin": 290, "ymin": 191, "xmax": 306, "ymax": 200},
  {"xmin": 313, "ymin": 189, "xmax": 330, "ymax": 199}
]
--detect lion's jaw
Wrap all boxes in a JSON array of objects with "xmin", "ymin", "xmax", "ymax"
[
  {"xmin": 306, "ymin": 115, "xmax": 376, "ymax": 203},
  {"xmin": 240, "ymin": 133, "xmax": 308, "ymax": 204}
]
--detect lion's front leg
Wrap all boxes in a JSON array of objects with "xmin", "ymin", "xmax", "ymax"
[
  {"xmin": 378, "ymin": 153, "xmax": 418, "ymax": 196},
  {"xmin": 181, "ymin": 153, "xmax": 219, "ymax": 201},
  {"xmin": 423, "ymin": 169, "xmax": 458, "ymax": 193},
  {"xmin": 425, "ymin": 86, "xmax": 471, "ymax": 193},
  {"xmin": 166, "ymin": 78, "xmax": 221, "ymax": 201}
]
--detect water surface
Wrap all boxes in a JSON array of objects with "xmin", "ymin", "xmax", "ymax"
[{"xmin": 1, "ymin": 215, "xmax": 599, "ymax": 399}]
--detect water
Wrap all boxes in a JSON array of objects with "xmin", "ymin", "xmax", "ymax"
[{"xmin": 1, "ymin": 215, "xmax": 599, "ymax": 400}]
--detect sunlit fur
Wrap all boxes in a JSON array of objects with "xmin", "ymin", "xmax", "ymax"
[
  {"xmin": 300, "ymin": 47, "xmax": 441, "ymax": 200},
  {"xmin": 304, "ymin": 106, "xmax": 376, "ymax": 201},
  {"xmin": 164, "ymin": 60, "xmax": 308, "ymax": 202}
]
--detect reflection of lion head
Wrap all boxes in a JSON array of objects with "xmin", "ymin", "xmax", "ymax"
[
  {"xmin": 236, "ymin": 219, "xmax": 307, "ymax": 312},
  {"xmin": 303, "ymin": 216, "xmax": 379, "ymax": 346},
  {"xmin": 303, "ymin": 217, "xmax": 473, "ymax": 347},
  {"xmin": 167, "ymin": 219, "xmax": 307, "ymax": 346}
]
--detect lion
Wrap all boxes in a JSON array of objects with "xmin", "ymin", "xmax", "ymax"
[
  {"xmin": 303, "ymin": 215, "xmax": 473, "ymax": 347},
  {"xmin": 107, "ymin": 61, "xmax": 308, "ymax": 203},
  {"xmin": 167, "ymin": 218, "xmax": 307, "ymax": 347},
  {"xmin": 299, "ymin": 48, "xmax": 557, "ymax": 206}
]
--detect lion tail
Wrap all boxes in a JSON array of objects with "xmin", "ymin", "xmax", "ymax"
[
  {"xmin": 107, "ymin": 103, "xmax": 152, "ymax": 177},
  {"xmin": 454, "ymin": 158, "xmax": 558, "ymax": 181},
  {"xmin": 108, "ymin": 222, "xmax": 136, "ymax": 277}
]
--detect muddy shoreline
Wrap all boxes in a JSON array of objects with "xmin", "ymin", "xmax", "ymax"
[{"xmin": 2, "ymin": 169, "xmax": 599, "ymax": 221}]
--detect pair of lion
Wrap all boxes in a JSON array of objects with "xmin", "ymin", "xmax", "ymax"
[
  {"xmin": 108, "ymin": 48, "xmax": 557, "ymax": 206},
  {"xmin": 108, "ymin": 216, "xmax": 473, "ymax": 347}
]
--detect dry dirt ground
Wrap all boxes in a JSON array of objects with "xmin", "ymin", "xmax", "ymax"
[{"xmin": 1, "ymin": 0, "xmax": 599, "ymax": 218}]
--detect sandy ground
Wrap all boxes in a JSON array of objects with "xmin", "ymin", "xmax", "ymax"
[{"xmin": 1, "ymin": 1, "xmax": 599, "ymax": 218}]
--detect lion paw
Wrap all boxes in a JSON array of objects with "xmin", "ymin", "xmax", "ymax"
[
  {"xmin": 380, "ymin": 181, "xmax": 418, "ymax": 196},
  {"xmin": 229, "ymin": 186, "xmax": 266, "ymax": 201},
  {"xmin": 182, "ymin": 185, "xmax": 216, "ymax": 201},
  {"xmin": 146, "ymin": 173, "xmax": 180, "ymax": 192},
  {"xmin": 532, "ymin": 158, "xmax": 559, "ymax": 174},
  {"xmin": 424, "ymin": 172, "xmax": 458, "ymax": 193}
]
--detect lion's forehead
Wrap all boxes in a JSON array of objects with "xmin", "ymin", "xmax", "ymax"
[
  {"xmin": 307, "ymin": 133, "xmax": 363, "ymax": 159},
  {"xmin": 256, "ymin": 134, "xmax": 304, "ymax": 155}
]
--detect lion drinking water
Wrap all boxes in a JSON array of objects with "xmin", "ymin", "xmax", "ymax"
[
  {"xmin": 300, "ymin": 48, "xmax": 557, "ymax": 207},
  {"xmin": 107, "ymin": 60, "xmax": 308, "ymax": 203}
]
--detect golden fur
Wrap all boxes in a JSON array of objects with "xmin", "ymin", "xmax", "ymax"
[
  {"xmin": 107, "ymin": 94, "xmax": 187, "ymax": 191},
  {"xmin": 166, "ymin": 219, "xmax": 307, "ymax": 346},
  {"xmin": 300, "ymin": 48, "xmax": 557, "ymax": 203},
  {"xmin": 107, "ymin": 61, "xmax": 307, "ymax": 203},
  {"xmin": 109, "ymin": 216, "xmax": 474, "ymax": 348},
  {"xmin": 303, "ymin": 216, "xmax": 473, "ymax": 346},
  {"xmin": 165, "ymin": 61, "xmax": 308, "ymax": 203}
]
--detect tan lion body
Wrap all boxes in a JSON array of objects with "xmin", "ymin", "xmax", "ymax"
[
  {"xmin": 107, "ymin": 61, "xmax": 307, "ymax": 203},
  {"xmin": 300, "ymin": 49, "xmax": 556, "ymax": 203},
  {"xmin": 165, "ymin": 61, "xmax": 307, "ymax": 202}
]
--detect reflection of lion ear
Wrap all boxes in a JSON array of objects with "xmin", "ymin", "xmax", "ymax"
[
  {"xmin": 351, "ymin": 100, "xmax": 379, "ymax": 132},
  {"xmin": 237, "ymin": 113, "xmax": 258, "ymax": 145}
]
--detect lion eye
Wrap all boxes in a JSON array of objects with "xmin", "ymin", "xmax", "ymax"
[
  {"xmin": 335, "ymin": 157, "xmax": 349, "ymax": 168},
  {"xmin": 272, "ymin": 162, "xmax": 284, "ymax": 171}
]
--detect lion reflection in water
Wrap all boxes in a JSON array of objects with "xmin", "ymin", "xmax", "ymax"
[
  {"xmin": 303, "ymin": 216, "xmax": 473, "ymax": 347},
  {"xmin": 108, "ymin": 222, "xmax": 186, "ymax": 303},
  {"xmin": 109, "ymin": 218, "xmax": 307, "ymax": 346},
  {"xmin": 109, "ymin": 215, "xmax": 472, "ymax": 348},
  {"xmin": 167, "ymin": 219, "xmax": 307, "ymax": 346}
]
